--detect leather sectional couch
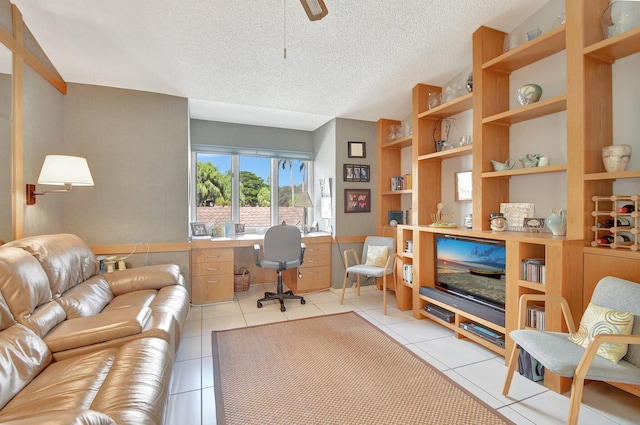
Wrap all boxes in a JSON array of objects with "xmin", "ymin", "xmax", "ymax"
[{"xmin": 0, "ymin": 234, "xmax": 190, "ymax": 424}]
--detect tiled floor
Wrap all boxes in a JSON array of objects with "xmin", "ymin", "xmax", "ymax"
[{"xmin": 165, "ymin": 283, "xmax": 640, "ymax": 425}]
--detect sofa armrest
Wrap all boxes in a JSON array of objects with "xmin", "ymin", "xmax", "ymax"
[
  {"xmin": 44, "ymin": 306, "xmax": 151, "ymax": 352},
  {"xmin": 104, "ymin": 264, "xmax": 181, "ymax": 296}
]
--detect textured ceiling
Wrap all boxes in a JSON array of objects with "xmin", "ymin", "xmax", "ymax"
[{"xmin": 12, "ymin": 0, "xmax": 548, "ymax": 130}]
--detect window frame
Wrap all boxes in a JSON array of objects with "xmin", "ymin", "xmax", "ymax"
[{"xmin": 191, "ymin": 149, "xmax": 313, "ymax": 229}]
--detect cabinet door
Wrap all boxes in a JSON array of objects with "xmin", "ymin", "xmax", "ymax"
[
  {"xmin": 302, "ymin": 243, "xmax": 331, "ymax": 268},
  {"xmin": 296, "ymin": 265, "xmax": 331, "ymax": 292}
]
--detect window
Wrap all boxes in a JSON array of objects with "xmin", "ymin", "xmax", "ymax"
[{"xmin": 194, "ymin": 152, "xmax": 311, "ymax": 230}]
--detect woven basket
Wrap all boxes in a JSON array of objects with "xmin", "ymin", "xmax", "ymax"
[{"xmin": 234, "ymin": 269, "xmax": 250, "ymax": 292}]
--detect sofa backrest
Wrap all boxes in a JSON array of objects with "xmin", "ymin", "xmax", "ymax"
[
  {"xmin": 0, "ymin": 292, "xmax": 52, "ymax": 411},
  {"xmin": 591, "ymin": 276, "xmax": 640, "ymax": 367},
  {"xmin": 0, "ymin": 246, "xmax": 66, "ymax": 337},
  {"xmin": 6, "ymin": 234, "xmax": 97, "ymax": 298}
]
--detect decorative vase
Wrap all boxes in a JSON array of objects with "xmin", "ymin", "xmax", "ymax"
[
  {"xmin": 516, "ymin": 84, "xmax": 542, "ymax": 106},
  {"xmin": 601, "ymin": 1, "xmax": 640, "ymax": 38},
  {"xmin": 518, "ymin": 154, "xmax": 540, "ymax": 168},
  {"xmin": 602, "ymin": 144, "xmax": 631, "ymax": 172},
  {"xmin": 546, "ymin": 209, "xmax": 567, "ymax": 236}
]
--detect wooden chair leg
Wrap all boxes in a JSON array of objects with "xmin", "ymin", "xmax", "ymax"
[
  {"xmin": 502, "ymin": 345, "xmax": 521, "ymax": 395},
  {"xmin": 340, "ymin": 271, "xmax": 349, "ymax": 305},
  {"xmin": 383, "ymin": 274, "xmax": 387, "ymax": 315},
  {"xmin": 567, "ymin": 377, "xmax": 585, "ymax": 425},
  {"xmin": 356, "ymin": 274, "xmax": 361, "ymax": 296}
]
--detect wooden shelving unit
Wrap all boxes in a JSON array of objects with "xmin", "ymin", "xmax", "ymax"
[{"xmin": 374, "ymin": 0, "xmax": 640, "ymax": 396}]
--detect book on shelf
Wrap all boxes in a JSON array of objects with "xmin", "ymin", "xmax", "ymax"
[
  {"xmin": 525, "ymin": 304, "xmax": 545, "ymax": 330},
  {"xmin": 390, "ymin": 176, "xmax": 403, "ymax": 191},
  {"xmin": 403, "ymin": 264, "xmax": 413, "ymax": 284},
  {"xmin": 521, "ymin": 258, "xmax": 545, "ymax": 284},
  {"xmin": 390, "ymin": 174, "xmax": 412, "ymax": 191},
  {"xmin": 388, "ymin": 210, "xmax": 403, "ymax": 225},
  {"xmin": 403, "ymin": 173, "xmax": 412, "ymax": 190}
]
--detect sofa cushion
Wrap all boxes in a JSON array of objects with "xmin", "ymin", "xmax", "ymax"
[
  {"xmin": 0, "ymin": 324, "xmax": 52, "ymax": 410},
  {"xmin": 0, "ymin": 247, "xmax": 52, "ymax": 322},
  {"xmin": 56, "ymin": 275, "xmax": 114, "ymax": 319},
  {"xmin": 6, "ymin": 234, "xmax": 97, "ymax": 298},
  {"xmin": 0, "ymin": 347, "xmax": 116, "ymax": 422}
]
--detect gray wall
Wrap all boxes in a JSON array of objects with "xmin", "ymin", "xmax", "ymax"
[
  {"xmin": 0, "ymin": 71, "xmax": 11, "ymax": 242},
  {"xmin": 62, "ymin": 83, "xmax": 189, "ymax": 245},
  {"xmin": 23, "ymin": 65, "xmax": 66, "ymax": 236}
]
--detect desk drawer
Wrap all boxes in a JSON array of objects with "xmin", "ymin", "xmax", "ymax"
[
  {"xmin": 191, "ymin": 261, "xmax": 234, "ymax": 277},
  {"xmin": 191, "ymin": 274, "xmax": 234, "ymax": 304},
  {"xmin": 302, "ymin": 243, "xmax": 331, "ymax": 268},
  {"xmin": 296, "ymin": 265, "xmax": 331, "ymax": 292},
  {"xmin": 191, "ymin": 248, "xmax": 233, "ymax": 264}
]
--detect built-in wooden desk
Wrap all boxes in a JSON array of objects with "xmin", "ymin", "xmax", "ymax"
[{"xmin": 190, "ymin": 232, "xmax": 332, "ymax": 305}]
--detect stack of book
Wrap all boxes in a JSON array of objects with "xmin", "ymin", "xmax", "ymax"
[
  {"xmin": 403, "ymin": 264, "xmax": 413, "ymax": 284},
  {"xmin": 521, "ymin": 258, "xmax": 545, "ymax": 283},
  {"xmin": 525, "ymin": 304, "xmax": 545, "ymax": 330},
  {"xmin": 390, "ymin": 174, "xmax": 412, "ymax": 191}
]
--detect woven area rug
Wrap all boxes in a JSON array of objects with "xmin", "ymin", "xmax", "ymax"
[{"xmin": 211, "ymin": 312, "xmax": 514, "ymax": 425}]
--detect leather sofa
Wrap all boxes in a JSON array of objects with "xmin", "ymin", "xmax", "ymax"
[{"xmin": 0, "ymin": 234, "xmax": 190, "ymax": 424}]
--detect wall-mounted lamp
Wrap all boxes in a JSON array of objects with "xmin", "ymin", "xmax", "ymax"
[
  {"xmin": 294, "ymin": 191, "xmax": 314, "ymax": 233},
  {"xmin": 26, "ymin": 155, "xmax": 94, "ymax": 205},
  {"xmin": 300, "ymin": 0, "xmax": 328, "ymax": 21}
]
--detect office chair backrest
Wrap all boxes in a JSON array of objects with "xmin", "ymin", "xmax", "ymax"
[
  {"xmin": 361, "ymin": 236, "xmax": 396, "ymax": 265},
  {"xmin": 590, "ymin": 276, "xmax": 640, "ymax": 366},
  {"xmin": 263, "ymin": 225, "xmax": 302, "ymax": 262}
]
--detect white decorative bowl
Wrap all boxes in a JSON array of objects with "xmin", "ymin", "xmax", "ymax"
[
  {"xmin": 602, "ymin": 144, "xmax": 632, "ymax": 172},
  {"xmin": 516, "ymin": 84, "xmax": 542, "ymax": 106}
]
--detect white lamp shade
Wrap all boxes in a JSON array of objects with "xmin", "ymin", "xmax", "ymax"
[{"xmin": 37, "ymin": 155, "xmax": 94, "ymax": 186}]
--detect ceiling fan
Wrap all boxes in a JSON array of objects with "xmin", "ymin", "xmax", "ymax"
[{"xmin": 300, "ymin": 0, "xmax": 328, "ymax": 21}]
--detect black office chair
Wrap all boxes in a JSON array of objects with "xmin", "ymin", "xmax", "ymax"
[{"xmin": 254, "ymin": 224, "xmax": 306, "ymax": 312}]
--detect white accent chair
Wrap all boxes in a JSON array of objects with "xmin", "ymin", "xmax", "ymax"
[
  {"xmin": 502, "ymin": 276, "xmax": 640, "ymax": 425},
  {"xmin": 339, "ymin": 236, "xmax": 401, "ymax": 315}
]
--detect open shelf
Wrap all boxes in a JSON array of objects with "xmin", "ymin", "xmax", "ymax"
[
  {"xmin": 583, "ymin": 26, "xmax": 640, "ymax": 64},
  {"xmin": 418, "ymin": 145, "xmax": 473, "ymax": 161},
  {"xmin": 584, "ymin": 169, "xmax": 640, "ymax": 181},
  {"xmin": 519, "ymin": 279, "xmax": 546, "ymax": 292},
  {"xmin": 418, "ymin": 92, "xmax": 473, "ymax": 119},
  {"xmin": 382, "ymin": 135, "xmax": 413, "ymax": 150},
  {"xmin": 482, "ymin": 94, "xmax": 567, "ymax": 126},
  {"xmin": 482, "ymin": 163, "xmax": 567, "ymax": 178},
  {"xmin": 381, "ymin": 189, "xmax": 412, "ymax": 196},
  {"xmin": 483, "ymin": 25, "xmax": 566, "ymax": 73}
]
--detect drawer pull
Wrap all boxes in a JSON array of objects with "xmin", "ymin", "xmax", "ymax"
[
  {"xmin": 206, "ymin": 255, "xmax": 221, "ymax": 259},
  {"xmin": 206, "ymin": 280, "xmax": 221, "ymax": 284},
  {"xmin": 206, "ymin": 268, "xmax": 221, "ymax": 272}
]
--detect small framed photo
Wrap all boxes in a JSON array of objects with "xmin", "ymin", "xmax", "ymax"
[
  {"xmin": 344, "ymin": 189, "xmax": 371, "ymax": 213},
  {"xmin": 235, "ymin": 223, "xmax": 245, "ymax": 234},
  {"xmin": 343, "ymin": 164, "xmax": 355, "ymax": 181},
  {"xmin": 359, "ymin": 165, "xmax": 370, "ymax": 182},
  {"xmin": 190, "ymin": 222, "xmax": 208, "ymax": 236},
  {"xmin": 348, "ymin": 141, "xmax": 366, "ymax": 158},
  {"xmin": 455, "ymin": 170, "xmax": 472, "ymax": 202},
  {"xmin": 523, "ymin": 217, "xmax": 546, "ymax": 232}
]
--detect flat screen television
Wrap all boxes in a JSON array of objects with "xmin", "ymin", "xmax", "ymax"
[{"xmin": 434, "ymin": 234, "xmax": 506, "ymax": 312}]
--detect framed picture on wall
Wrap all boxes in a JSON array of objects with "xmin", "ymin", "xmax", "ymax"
[
  {"xmin": 190, "ymin": 222, "xmax": 208, "ymax": 236},
  {"xmin": 343, "ymin": 164, "xmax": 354, "ymax": 181},
  {"xmin": 344, "ymin": 189, "xmax": 371, "ymax": 213},
  {"xmin": 348, "ymin": 141, "xmax": 366, "ymax": 158}
]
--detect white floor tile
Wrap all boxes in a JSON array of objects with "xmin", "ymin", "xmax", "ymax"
[
  {"xmin": 201, "ymin": 356, "xmax": 214, "ymax": 389},
  {"xmin": 165, "ymin": 390, "xmax": 202, "ymax": 425},
  {"xmin": 202, "ymin": 314, "xmax": 246, "ymax": 333},
  {"xmin": 170, "ymin": 358, "xmax": 202, "ymax": 394},
  {"xmin": 202, "ymin": 387, "xmax": 216, "ymax": 425},
  {"xmin": 175, "ymin": 335, "xmax": 202, "ymax": 361},
  {"xmin": 413, "ymin": 335, "xmax": 495, "ymax": 369},
  {"xmin": 385, "ymin": 317, "xmax": 453, "ymax": 343}
]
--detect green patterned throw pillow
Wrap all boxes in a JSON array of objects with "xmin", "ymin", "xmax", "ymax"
[{"xmin": 568, "ymin": 302, "xmax": 634, "ymax": 363}]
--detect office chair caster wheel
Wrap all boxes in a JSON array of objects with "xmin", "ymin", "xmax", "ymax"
[
  {"xmin": 301, "ymin": 299, "xmax": 306, "ymax": 305},
  {"xmin": 257, "ymin": 301, "xmax": 263, "ymax": 308},
  {"xmin": 280, "ymin": 305, "xmax": 286, "ymax": 312}
]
